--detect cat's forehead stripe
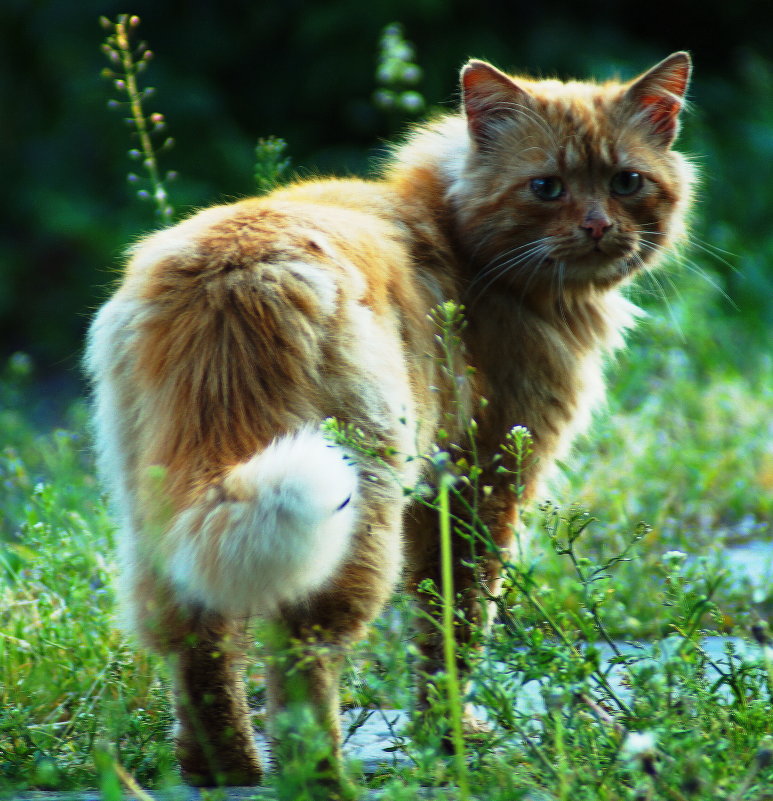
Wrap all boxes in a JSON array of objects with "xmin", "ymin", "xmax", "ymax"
[
  {"xmin": 559, "ymin": 133, "xmax": 616, "ymax": 171},
  {"xmin": 536, "ymin": 98, "xmax": 620, "ymax": 170}
]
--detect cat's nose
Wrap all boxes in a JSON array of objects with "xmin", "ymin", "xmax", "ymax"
[{"xmin": 581, "ymin": 215, "xmax": 612, "ymax": 241}]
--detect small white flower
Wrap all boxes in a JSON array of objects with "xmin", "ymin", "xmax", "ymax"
[
  {"xmin": 622, "ymin": 730, "xmax": 656, "ymax": 758},
  {"xmin": 662, "ymin": 550, "xmax": 687, "ymax": 566}
]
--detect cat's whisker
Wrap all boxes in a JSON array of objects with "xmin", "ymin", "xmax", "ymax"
[
  {"xmin": 483, "ymin": 237, "xmax": 553, "ymax": 266},
  {"xmin": 467, "ymin": 243, "xmax": 552, "ymax": 306},
  {"xmin": 688, "ymin": 234, "xmax": 739, "ymax": 263},
  {"xmin": 632, "ymin": 236, "xmax": 739, "ymax": 310},
  {"xmin": 676, "ymin": 254, "xmax": 739, "ymax": 310},
  {"xmin": 684, "ymin": 236, "xmax": 740, "ymax": 277},
  {"xmin": 638, "ymin": 264, "xmax": 687, "ymax": 341},
  {"xmin": 493, "ymin": 243, "xmax": 554, "ymax": 275},
  {"xmin": 554, "ymin": 261, "xmax": 571, "ymax": 329},
  {"xmin": 470, "ymin": 238, "xmax": 553, "ymax": 288},
  {"xmin": 466, "ymin": 230, "xmax": 550, "ymax": 273},
  {"xmin": 519, "ymin": 253, "xmax": 553, "ymax": 301}
]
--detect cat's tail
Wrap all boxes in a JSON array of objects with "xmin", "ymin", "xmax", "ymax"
[{"xmin": 163, "ymin": 428, "xmax": 358, "ymax": 617}]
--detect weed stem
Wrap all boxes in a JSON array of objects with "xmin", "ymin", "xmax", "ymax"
[{"xmin": 438, "ymin": 473, "xmax": 471, "ymax": 800}]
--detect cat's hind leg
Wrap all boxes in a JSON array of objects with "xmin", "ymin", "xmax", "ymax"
[
  {"xmin": 403, "ymin": 486, "xmax": 516, "ymax": 746},
  {"xmin": 124, "ymin": 562, "xmax": 263, "ymax": 786},
  {"xmin": 263, "ymin": 470, "xmax": 405, "ymax": 800}
]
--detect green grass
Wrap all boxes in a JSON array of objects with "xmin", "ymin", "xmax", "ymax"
[
  {"xmin": 0, "ymin": 361, "xmax": 177, "ymax": 792},
  {"xmin": 1, "ymin": 268, "xmax": 771, "ymax": 798}
]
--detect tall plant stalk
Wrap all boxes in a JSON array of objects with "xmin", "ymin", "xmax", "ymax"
[
  {"xmin": 438, "ymin": 473, "xmax": 470, "ymax": 800},
  {"xmin": 101, "ymin": 14, "xmax": 175, "ymax": 222}
]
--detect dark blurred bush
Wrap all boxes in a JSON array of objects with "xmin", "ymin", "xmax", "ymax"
[{"xmin": 1, "ymin": 0, "xmax": 771, "ymax": 384}]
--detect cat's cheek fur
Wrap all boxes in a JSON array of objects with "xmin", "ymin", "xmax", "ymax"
[{"xmin": 164, "ymin": 429, "xmax": 358, "ymax": 617}]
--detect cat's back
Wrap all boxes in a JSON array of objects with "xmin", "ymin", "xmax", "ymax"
[
  {"xmin": 101, "ymin": 177, "xmax": 433, "ymax": 399},
  {"xmin": 86, "ymin": 177, "xmax": 439, "ymax": 511},
  {"xmin": 118, "ymin": 178, "xmax": 413, "ymax": 309}
]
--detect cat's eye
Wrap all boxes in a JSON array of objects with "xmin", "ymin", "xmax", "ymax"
[
  {"xmin": 530, "ymin": 177, "xmax": 564, "ymax": 201},
  {"xmin": 610, "ymin": 171, "xmax": 643, "ymax": 196}
]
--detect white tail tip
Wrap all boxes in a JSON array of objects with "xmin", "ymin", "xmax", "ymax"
[{"xmin": 167, "ymin": 429, "xmax": 358, "ymax": 615}]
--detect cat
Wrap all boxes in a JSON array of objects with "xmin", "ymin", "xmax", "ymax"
[{"xmin": 86, "ymin": 52, "xmax": 693, "ymax": 795}]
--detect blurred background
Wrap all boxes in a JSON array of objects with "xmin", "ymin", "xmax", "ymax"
[{"xmin": 1, "ymin": 0, "xmax": 771, "ymax": 418}]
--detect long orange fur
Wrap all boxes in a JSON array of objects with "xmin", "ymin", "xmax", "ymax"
[{"xmin": 86, "ymin": 52, "xmax": 694, "ymax": 793}]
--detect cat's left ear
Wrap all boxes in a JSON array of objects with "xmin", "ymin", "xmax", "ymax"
[
  {"xmin": 625, "ymin": 51, "xmax": 692, "ymax": 147},
  {"xmin": 461, "ymin": 59, "xmax": 530, "ymax": 146}
]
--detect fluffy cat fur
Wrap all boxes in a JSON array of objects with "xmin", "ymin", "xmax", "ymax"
[{"xmin": 86, "ymin": 52, "xmax": 693, "ymax": 792}]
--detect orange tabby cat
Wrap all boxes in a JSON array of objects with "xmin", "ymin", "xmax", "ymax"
[{"xmin": 86, "ymin": 53, "xmax": 693, "ymax": 793}]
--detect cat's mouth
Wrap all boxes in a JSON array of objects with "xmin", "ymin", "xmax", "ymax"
[
  {"xmin": 584, "ymin": 237, "xmax": 637, "ymax": 261},
  {"xmin": 548, "ymin": 243, "xmax": 644, "ymax": 284},
  {"xmin": 548, "ymin": 233, "xmax": 638, "ymax": 264}
]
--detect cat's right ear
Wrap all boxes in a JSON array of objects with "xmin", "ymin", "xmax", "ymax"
[
  {"xmin": 461, "ymin": 60, "xmax": 528, "ymax": 146},
  {"xmin": 624, "ymin": 51, "xmax": 692, "ymax": 147}
]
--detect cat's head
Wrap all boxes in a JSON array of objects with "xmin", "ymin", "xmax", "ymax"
[{"xmin": 454, "ymin": 53, "xmax": 694, "ymax": 296}]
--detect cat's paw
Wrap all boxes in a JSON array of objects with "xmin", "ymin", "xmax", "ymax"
[{"xmin": 175, "ymin": 729, "xmax": 264, "ymax": 787}]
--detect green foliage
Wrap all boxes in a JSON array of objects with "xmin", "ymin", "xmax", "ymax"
[
  {"xmin": 436, "ymin": 469, "xmax": 471, "ymax": 800},
  {"xmin": 373, "ymin": 23, "xmax": 426, "ymax": 121},
  {"xmin": 330, "ymin": 292, "xmax": 771, "ymax": 800},
  {"xmin": 0, "ymin": 362, "xmax": 175, "ymax": 792},
  {"xmin": 101, "ymin": 14, "xmax": 176, "ymax": 222},
  {"xmin": 681, "ymin": 51, "xmax": 773, "ymax": 348},
  {"xmin": 254, "ymin": 136, "xmax": 292, "ymax": 195},
  {"xmin": 568, "ymin": 308, "xmax": 772, "ymax": 539}
]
